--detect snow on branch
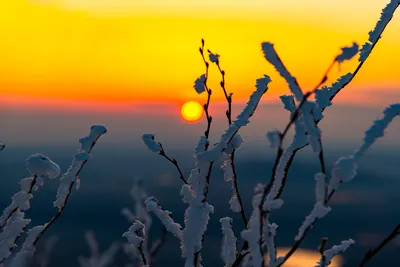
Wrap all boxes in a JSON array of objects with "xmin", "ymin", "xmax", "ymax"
[
  {"xmin": 328, "ymin": 103, "xmax": 400, "ymax": 195},
  {"xmin": 9, "ymin": 225, "xmax": 45, "ymax": 267},
  {"xmin": 0, "ymin": 154, "xmax": 60, "ymax": 263},
  {"xmin": 145, "ymin": 197, "xmax": 183, "ymax": 240},
  {"xmin": 142, "ymin": 134, "xmax": 162, "ymax": 153},
  {"xmin": 220, "ymin": 217, "xmax": 237, "ymax": 267},
  {"xmin": 123, "ymin": 221, "xmax": 148, "ymax": 267},
  {"xmin": 315, "ymin": 239, "xmax": 355, "ymax": 267},
  {"xmin": 359, "ymin": 0, "xmax": 399, "ymax": 62},
  {"xmin": 54, "ymin": 125, "xmax": 107, "ymax": 209}
]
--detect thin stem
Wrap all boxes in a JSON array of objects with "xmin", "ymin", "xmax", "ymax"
[
  {"xmin": 159, "ymin": 144, "xmax": 188, "ymax": 184},
  {"xmin": 150, "ymin": 227, "xmax": 168, "ymax": 258},
  {"xmin": 358, "ymin": 224, "xmax": 400, "ymax": 267},
  {"xmin": 200, "ymin": 39, "xmax": 213, "ymax": 143},
  {"xmin": 31, "ymin": 134, "xmax": 103, "ymax": 246},
  {"xmin": 231, "ymin": 150, "xmax": 248, "ymax": 228}
]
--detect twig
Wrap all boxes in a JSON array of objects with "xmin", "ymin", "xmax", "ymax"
[
  {"xmin": 200, "ymin": 39, "xmax": 213, "ymax": 142},
  {"xmin": 159, "ymin": 143, "xmax": 188, "ymax": 184},
  {"xmin": 319, "ymin": 237, "xmax": 329, "ymax": 267},
  {"xmin": 31, "ymin": 133, "xmax": 103, "ymax": 246},
  {"xmin": 150, "ymin": 227, "xmax": 168, "ymax": 259},
  {"xmin": 358, "ymin": 224, "xmax": 400, "ymax": 267}
]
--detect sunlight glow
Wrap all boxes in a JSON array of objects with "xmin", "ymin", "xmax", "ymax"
[{"xmin": 180, "ymin": 101, "xmax": 203, "ymax": 122}]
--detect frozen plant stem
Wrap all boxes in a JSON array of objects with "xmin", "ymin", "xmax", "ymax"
[
  {"xmin": 208, "ymin": 47, "xmax": 248, "ymax": 227},
  {"xmin": 358, "ymin": 224, "xmax": 400, "ymax": 267},
  {"xmin": 159, "ymin": 143, "xmax": 188, "ymax": 184},
  {"xmin": 199, "ymin": 39, "xmax": 213, "ymax": 142},
  {"xmin": 0, "ymin": 175, "xmax": 38, "ymax": 230},
  {"xmin": 32, "ymin": 126, "xmax": 107, "ymax": 246}
]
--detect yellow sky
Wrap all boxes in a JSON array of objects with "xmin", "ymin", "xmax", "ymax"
[{"xmin": 0, "ymin": 0, "xmax": 399, "ymax": 107}]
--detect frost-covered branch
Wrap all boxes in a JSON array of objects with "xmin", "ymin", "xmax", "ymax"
[
  {"xmin": 24, "ymin": 126, "xmax": 106, "ymax": 253},
  {"xmin": 123, "ymin": 221, "xmax": 148, "ymax": 267},
  {"xmin": 277, "ymin": 103, "xmax": 400, "ymax": 266},
  {"xmin": 210, "ymin": 50, "xmax": 248, "ymax": 227},
  {"xmin": 220, "ymin": 217, "xmax": 237, "ymax": 267},
  {"xmin": 78, "ymin": 231, "xmax": 119, "ymax": 267},
  {"xmin": 0, "ymin": 155, "xmax": 60, "ymax": 264},
  {"xmin": 315, "ymin": 239, "xmax": 355, "ymax": 267},
  {"xmin": 144, "ymin": 197, "xmax": 183, "ymax": 240}
]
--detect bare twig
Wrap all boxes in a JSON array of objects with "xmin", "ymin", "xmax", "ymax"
[
  {"xmin": 159, "ymin": 143, "xmax": 188, "ymax": 184},
  {"xmin": 200, "ymin": 39, "xmax": 213, "ymax": 142},
  {"xmin": 358, "ymin": 224, "xmax": 400, "ymax": 267}
]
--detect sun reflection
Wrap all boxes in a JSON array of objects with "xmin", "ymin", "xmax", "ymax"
[{"xmin": 265, "ymin": 248, "xmax": 343, "ymax": 267}]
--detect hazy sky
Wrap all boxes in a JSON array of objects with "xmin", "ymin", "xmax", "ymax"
[{"xmin": 0, "ymin": 0, "xmax": 399, "ymax": 109}]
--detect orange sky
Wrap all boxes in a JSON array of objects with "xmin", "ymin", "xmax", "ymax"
[{"xmin": 0, "ymin": 0, "xmax": 399, "ymax": 108}]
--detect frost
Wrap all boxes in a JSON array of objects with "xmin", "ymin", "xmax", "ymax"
[
  {"xmin": 9, "ymin": 225, "xmax": 44, "ymax": 267},
  {"xmin": 335, "ymin": 42, "xmax": 359, "ymax": 63},
  {"xmin": 142, "ymin": 134, "xmax": 162, "ymax": 153},
  {"xmin": 295, "ymin": 202, "xmax": 331, "ymax": 241},
  {"xmin": 123, "ymin": 221, "xmax": 146, "ymax": 248},
  {"xmin": 0, "ymin": 210, "xmax": 31, "ymax": 262},
  {"xmin": 315, "ymin": 239, "xmax": 355, "ymax": 267},
  {"xmin": 229, "ymin": 196, "xmax": 242, "ymax": 213},
  {"xmin": 194, "ymin": 74, "xmax": 206, "ymax": 94},
  {"xmin": 209, "ymin": 53, "xmax": 220, "ymax": 63},
  {"xmin": 225, "ymin": 134, "xmax": 244, "ymax": 154},
  {"xmin": 315, "ymin": 172, "xmax": 326, "ymax": 204},
  {"xmin": 54, "ymin": 126, "xmax": 107, "ymax": 209},
  {"xmin": 368, "ymin": 0, "xmax": 398, "ymax": 43},
  {"xmin": 220, "ymin": 217, "xmax": 237, "ymax": 267},
  {"xmin": 359, "ymin": 42, "xmax": 372, "ymax": 62},
  {"xmin": 25, "ymin": 154, "xmax": 60, "ymax": 179},
  {"xmin": 145, "ymin": 197, "xmax": 182, "ymax": 240},
  {"xmin": 266, "ymin": 130, "xmax": 281, "ymax": 148},
  {"xmin": 264, "ymin": 222, "xmax": 279, "ymax": 267}
]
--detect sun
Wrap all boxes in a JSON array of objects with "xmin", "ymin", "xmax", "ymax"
[{"xmin": 180, "ymin": 101, "xmax": 203, "ymax": 122}]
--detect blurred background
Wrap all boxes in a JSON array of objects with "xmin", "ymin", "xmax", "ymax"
[{"xmin": 1, "ymin": 0, "xmax": 400, "ymax": 266}]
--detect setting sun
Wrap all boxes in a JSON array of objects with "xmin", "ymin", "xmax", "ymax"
[{"xmin": 180, "ymin": 101, "xmax": 204, "ymax": 122}]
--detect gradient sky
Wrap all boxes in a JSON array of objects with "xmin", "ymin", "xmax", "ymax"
[{"xmin": 0, "ymin": 0, "xmax": 399, "ymax": 108}]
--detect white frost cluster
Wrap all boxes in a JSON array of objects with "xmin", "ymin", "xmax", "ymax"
[
  {"xmin": 123, "ymin": 221, "xmax": 146, "ymax": 248},
  {"xmin": 25, "ymin": 154, "xmax": 60, "ymax": 179},
  {"xmin": 209, "ymin": 53, "xmax": 220, "ymax": 63},
  {"xmin": 145, "ymin": 197, "xmax": 182, "ymax": 240},
  {"xmin": 0, "ymin": 210, "xmax": 31, "ymax": 263},
  {"xmin": 194, "ymin": 74, "xmax": 206, "ymax": 94},
  {"xmin": 359, "ymin": 0, "xmax": 399, "ymax": 62},
  {"xmin": 315, "ymin": 239, "xmax": 355, "ymax": 267},
  {"xmin": 9, "ymin": 225, "xmax": 44, "ymax": 267},
  {"xmin": 335, "ymin": 42, "xmax": 359, "ymax": 63},
  {"xmin": 314, "ymin": 73, "xmax": 353, "ymax": 115},
  {"xmin": 264, "ymin": 222, "xmax": 279, "ymax": 267},
  {"xmin": 142, "ymin": 134, "xmax": 162, "ymax": 153},
  {"xmin": 240, "ymin": 185, "xmax": 263, "ymax": 267},
  {"xmin": 219, "ymin": 217, "xmax": 237, "ymax": 267}
]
